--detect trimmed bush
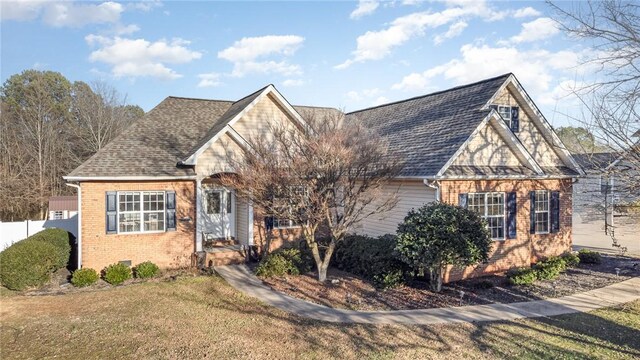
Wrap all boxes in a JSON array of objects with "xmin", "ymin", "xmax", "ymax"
[
  {"xmin": 507, "ymin": 267, "xmax": 537, "ymax": 285},
  {"xmin": 27, "ymin": 228, "xmax": 71, "ymax": 269},
  {"xmin": 534, "ymin": 256, "xmax": 566, "ymax": 281},
  {"xmin": 333, "ymin": 234, "xmax": 409, "ymax": 289},
  {"xmin": 256, "ymin": 248, "xmax": 308, "ymax": 278},
  {"xmin": 102, "ymin": 263, "xmax": 132, "ymax": 285},
  {"xmin": 134, "ymin": 261, "xmax": 160, "ymax": 279},
  {"xmin": 71, "ymin": 268, "xmax": 99, "ymax": 287},
  {"xmin": 578, "ymin": 249, "xmax": 602, "ymax": 264},
  {"xmin": 560, "ymin": 252, "xmax": 580, "ymax": 267},
  {"xmin": 0, "ymin": 228, "xmax": 72, "ymax": 290}
]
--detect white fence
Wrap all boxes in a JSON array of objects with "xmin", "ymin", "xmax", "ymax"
[{"xmin": 0, "ymin": 215, "xmax": 78, "ymax": 250}]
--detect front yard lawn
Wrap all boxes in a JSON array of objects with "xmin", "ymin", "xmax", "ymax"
[{"xmin": 1, "ymin": 274, "xmax": 639, "ymax": 359}]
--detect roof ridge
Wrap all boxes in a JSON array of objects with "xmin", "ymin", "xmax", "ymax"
[
  {"xmin": 231, "ymin": 84, "xmax": 272, "ymax": 105},
  {"xmin": 346, "ymin": 73, "xmax": 513, "ymax": 115},
  {"xmin": 167, "ymin": 96, "xmax": 234, "ymax": 103}
]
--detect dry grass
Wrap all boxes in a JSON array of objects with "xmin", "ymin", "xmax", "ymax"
[{"xmin": 1, "ymin": 275, "xmax": 639, "ymax": 359}]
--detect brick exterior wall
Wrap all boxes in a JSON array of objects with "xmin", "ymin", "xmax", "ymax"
[
  {"xmin": 80, "ymin": 181, "xmax": 196, "ymax": 271},
  {"xmin": 439, "ymin": 179, "xmax": 573, "ymax": 282}
]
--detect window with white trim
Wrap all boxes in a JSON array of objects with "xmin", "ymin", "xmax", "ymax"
[
  {"xmin": 498, "ymin": 105, "xmax": 512, "ymax": 128},
  {"xmin": 534, "ymin": 190, "xmax": 550, "ymax": 233},
  {"xmin": 52, "ymin": 211, "xmax": 64, "ymax": 219},
  {"xmin": 118, "ymin": 191, "xmax": 165, "ymax": 233},
  {"xmin": 468, "ymin": 192, "xmax": 506, "ymax": 240},
  {"xmin": 273, "ymin": 185, "xmax": 305, "ymax": 229}
]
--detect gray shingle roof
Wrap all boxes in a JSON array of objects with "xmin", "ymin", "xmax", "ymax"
[
  {"xmin": 67, "ymin": 93, "xmax": 339, "ymax": 178},
  {"xmin": 346, "ymin": 73, "xmax": 511, "ymax": 177},
  {"xmin": 445, "ymin": 165, "xmax": 536, "ymax": 177}
]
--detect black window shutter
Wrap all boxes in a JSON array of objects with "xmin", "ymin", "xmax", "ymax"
[
  {"xmin": 551, "ymin": 191, "xmax": 560, "ymax": 233},
  {"xmin": 511, "ymin": 106, "xmax": 520, "ymax": 133},
  {"xmin": 106, "ymin": 191, "xmax": 117, "ymax": 234},
  {"xmin": 507, "ymin": 192, "xmax": 517, "ymax": 239},
  {"xmin": 529, "ymin": 191, "xmax": 536, "ymax": 234},
  {"xmin": 265, "ymin": 216, "xmax": 274, "ymax": 231},
  {"xmin": 166, "ymin": 191, "xmax": 176, "ymax": 231},
  {"xmin": 458, "ymin": 193, "xmax": 468, "ymax": 208}
]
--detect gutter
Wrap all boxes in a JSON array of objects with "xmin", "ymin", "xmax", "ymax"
[
  {"xmin": 423, "ymin": 179, "xmax": 441, "ymax": 202},
  {"xmin": 65, "ymin": 183, "xmax": 82, "ymax": 269}
]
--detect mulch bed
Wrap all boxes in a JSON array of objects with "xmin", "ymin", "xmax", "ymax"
[{"xmin": 261, "ymin": 254, "xmax": 640, "ymax": 311}]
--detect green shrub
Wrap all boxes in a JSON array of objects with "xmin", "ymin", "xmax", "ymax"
[
  {"xmin": 333, "ymin": 234, "xmax": 408, "ymax": 289},
  {"xmin": 578, "ymin": 249, "xmax": 602, "ymax": 264},
  {"xmin": 71, "ymin": 268, "xmax": 99, "ymax": 287},
  {"xmin": 27, "ymin": 228, "xmax": 71, "ymax": 269},
  {"xmin": 534, "ymin": 256, "xmax": 566, "ymax": 281},
  {"xmin": 507, "ymin": 267, "xmax": 537, "ymax": 285},
  {"xmin": 0, "ymin": 228, "xmax": 72, "ymax": 290},
  {"xmin": 255, "ymin": 249, "xmax": 306, "ymax": 277},
  {"xmin": 395, "ymin": 203, "xmax": 492, "ymax": 292},
  {"xmin": 0, "ymin": 240, "xmax": 60, "ymax": 290},
  {"xmin": 134, "ymin": 261, "xmax": 160, "ymax": 279},
  {"xmin": 102, "ymin": 263, "xmax": 132, "ymax": 285},
  {"xmin": 560, "ymin": 252, "xmax": 580, "ymax": 267}
]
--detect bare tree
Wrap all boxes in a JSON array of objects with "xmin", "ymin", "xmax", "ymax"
[
  {"xmin": 220, "ymin": 111, "xmax": 403, "ymax": 282},
  {"xmin": 70, "ymin": 81, "xmax": 143, "ymax": 162},
  {"xmin": 548, "ymin": 0, "xmax": 639, "ymax": 194}
]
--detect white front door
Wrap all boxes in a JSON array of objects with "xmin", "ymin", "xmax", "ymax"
[{"xmin": 202, "ymin": 187, "xmax": 235, "ymax": 239}]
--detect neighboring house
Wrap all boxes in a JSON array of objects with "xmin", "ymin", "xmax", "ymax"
[
  {"xmin": 64, "ymin": 73, "xmax": 583, "ymax": 281},
  {"xmin": 48, "ymin": 196, "xmax": 78, "ymax": 220},
  {"xmin": 572, "ymin": 152, "xmax": 640, "ymax": 253}
]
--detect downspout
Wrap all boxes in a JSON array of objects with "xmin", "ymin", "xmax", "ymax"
[
  {"xmin": 423, "ymin": 179, "xmax": 441, "ymax": 202},
  {"xmin": 65, "ymin": 183, "xmax": 81, "ymax": 269}
]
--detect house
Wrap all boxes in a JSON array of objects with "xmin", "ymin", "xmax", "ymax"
[
  {"xmin": 64, "ymin": 73, "xmax": 584, "ymax": 281},
  {"xmin": 572, "ymin": 152, "xmax": 640, "ymax": 254},
  {"xmin": 48, "ymin": 196, "xmax": 78, "ymax": 220}
]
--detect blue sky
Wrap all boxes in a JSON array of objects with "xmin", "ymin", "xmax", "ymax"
[{"xmin": 1, "ymin": 1, "xmax": 592, "ymax": 127}]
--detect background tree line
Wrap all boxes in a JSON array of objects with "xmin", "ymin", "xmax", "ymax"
[{"xmin": 0, "ymin": 70, "xmax": 144, "ymax": 221}]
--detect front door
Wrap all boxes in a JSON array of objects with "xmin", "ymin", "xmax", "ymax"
[{"xmin": 203, "ymin": 187, "xmax": 235, "ymax": 239}]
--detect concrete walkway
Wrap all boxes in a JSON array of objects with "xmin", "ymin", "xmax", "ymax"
[{"xmin": 215, "ymin": 264, "xmax": 640, "ymax": 325}]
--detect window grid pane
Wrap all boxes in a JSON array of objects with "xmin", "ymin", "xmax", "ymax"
[
  {"xmin": 534, "ymin": 190, "xmax": 549, "ymax": 233},
  {"xmin": 469, "ymin": 192, "xmax": 505, "ymax": 240},
  {"xmin": 118, "ymin": 191, "xmax": 165, "ymax": 233}
]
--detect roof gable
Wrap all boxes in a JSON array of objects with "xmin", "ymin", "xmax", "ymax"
[
  {"xmin": 182, "ymin": 84, "xmax": 308, "ymax": 166},
  {"xmin": 441, "ymin": 112, "xmax": 543, "ymax": 178},
  {"xmin": 485, "ymin": 75, "xmax": 585, "ymax": 176}
]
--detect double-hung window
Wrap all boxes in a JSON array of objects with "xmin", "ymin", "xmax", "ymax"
[
  {"xmin": 468, "ymin": 192, "xmax": 506, "ymax": 240},
  {"xmin": 533, "ymin": 190, "xmax": 550, "ymax": 233},
  {"xmin": 118, "ymin": 191, "xmax": 165, "ymax": 233},
  {"xmin": 498, "ymin": 105, "xmax": 512, "ymax": 128}
]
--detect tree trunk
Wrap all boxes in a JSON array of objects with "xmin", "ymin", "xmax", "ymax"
[
  {"xmin": 308, "ymin": 238, "xmax": 337, "ymax": 282},
  {"xmin": 429, "ymin": 266, "xmax": 443, "ymax": 292}
]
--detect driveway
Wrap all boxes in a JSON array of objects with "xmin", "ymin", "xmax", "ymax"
[{"xmin": 573, "ymin": 213, "xmax": 640, "ymax": 256}]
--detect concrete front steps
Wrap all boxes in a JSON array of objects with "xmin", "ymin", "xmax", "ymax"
[{"xmin": 201, "ymin": 240, "xmax": 246, "ymax": 267}]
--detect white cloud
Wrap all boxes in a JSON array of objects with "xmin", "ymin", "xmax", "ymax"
[
  {"xmin": 112, "ymin": 23, "xmax": 140, "ymax": 35},
  {"xmin": 538, "ymin": 79, "xmax": 584, "ymax": 106},
  {"xmin": 197, "ymin": 72, "xmax": 222, "ymax": 88},
  {"xmin": 372, "ymin": 96, "xmax": 389, "ymax": 106},
  {"xmin": 0, "ymin": 0, "xmax": 48, "ymax": 21},
  {"xmin": 350, "ymin": 0, "xmax": 379, "ymax": 19},
  {"xmin": 345, "ymin": 88, "xmax": 384, "ymax": 103},
  {"xmin": 434, "ymin": 20, "xmax": 467, "ymax": 45},
  {"xmin": 128, "ymin": 0, "xmax": 163, "ymax": 12},
  {"xmin": 513, "ymin": 7, "xmax": 541, "ymax": 18},
  {"xmin": 217, "ymin": 35, "xmax": 305, "ymax": 77},
  {"xmin": 336, "ymin": 0, "xmax": 506, "ymax": 68},
  {"xmin": 391, "ymin": 43, "xmax": 584, "ymax": 96},
  {"xmin": 86, "ymin": 36, "xmax": 202, "ymax": 80},
  {"xmin": 42, "ymin": 1, "xmax": 123, "ymax": 27},
  {"xmin": 508, "ymin": 17, "xmax": 560, "ymax": 44},
  {"xmin": 1, "ymin": 1, "xmax": 132, "ymax": 29},
  {"xmin": 282, "ymin": 79, "xmax": 305, "ymax": 87}
]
